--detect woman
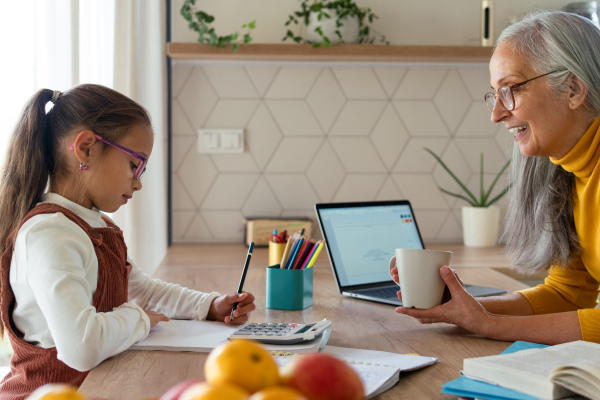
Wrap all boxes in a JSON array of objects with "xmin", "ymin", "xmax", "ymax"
[{"xmin": 393, "ymin": 10, "xmax": 600, "ymax": 345}]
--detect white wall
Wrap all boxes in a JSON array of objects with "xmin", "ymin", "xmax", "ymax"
[
  {"xmin": 170, "ymin": 61, "xmax": 514, "ymax": 244},
  {"xmin": 170, "ymin": 0, "xmax": 572, "ymax": 46},
  {"xmin": 168, "ymin": 0, "xmax": 576, "ymax": 244}
]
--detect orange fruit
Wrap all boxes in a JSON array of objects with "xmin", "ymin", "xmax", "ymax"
[
  {"xmin": 249, "ymin": 386, "xmax": 307, "ymax": 400},
  {"xmin": 27, "ymin": 384, "xmax": 86, "ymax": 400},
  {"xmin": 205, "ymin": 339, "xmax": 279, "ymax": 393},
  {"xmin": 178, "ymin": 382, "xmax": 248, "ymax": 400}
]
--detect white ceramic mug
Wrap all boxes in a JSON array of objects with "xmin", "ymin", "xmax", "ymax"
[{"xmin": 388, "ymin": 249, "xmax": 452, "ymax": 309}]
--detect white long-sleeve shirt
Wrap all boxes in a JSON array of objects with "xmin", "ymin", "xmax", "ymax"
[{"xmin": 9, "ymin": 193, "xmax": 220, "ymax": 372}]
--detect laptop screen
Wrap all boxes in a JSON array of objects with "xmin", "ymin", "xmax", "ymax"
[{"xmin": 315, "ymin": 201, "xmax": 424, "ymax": 288}]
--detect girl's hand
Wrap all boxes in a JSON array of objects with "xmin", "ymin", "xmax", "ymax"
[
  {"xmin": 145, "ymin": 310, "xmax": 170, "ymax": 327},
  {"xmin": 208, "ymin": 292, "xmax": 256, "ymax": 325},
  {"xmin": 394, "ymin": 266, "xmax": 492, "ymax": 335}
]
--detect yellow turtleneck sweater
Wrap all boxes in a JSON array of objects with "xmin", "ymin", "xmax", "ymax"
[{"xmin": 518, "ymin": 116, "xmax": 600, "ymax": 343}]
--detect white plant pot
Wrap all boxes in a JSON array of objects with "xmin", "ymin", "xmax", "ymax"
[
  {"xmin": 461, "ymin": 206, "xmax": 500, "ymax": 247},
  {"xmin": 306, "ymin": 10, "xmax": 360, "ymax": 44}
]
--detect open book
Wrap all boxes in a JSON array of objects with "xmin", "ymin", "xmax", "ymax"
[
  {"xmin": 462, "ymin": 340, "xmax": 600, "ymax": 400},
  {"xmin": 274, "ymin": 345, "xmax": 437, "ymax": 399}
]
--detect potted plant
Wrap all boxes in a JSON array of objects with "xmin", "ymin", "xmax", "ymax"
[
  {"xmin": 181, "ymin": 0, "xmax": 255, "ymax": 52},
  {"xmin": 283, "ymin": 0, "xmax": 388, "ymax": 47},
  {"xmin": 424, "ymin": 148, "xmax": 512, "ymax": 247}
]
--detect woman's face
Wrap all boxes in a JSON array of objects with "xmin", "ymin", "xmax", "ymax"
[{"xmin": 489, "ymin": 41, "xmax": 580, "ymax": 159}]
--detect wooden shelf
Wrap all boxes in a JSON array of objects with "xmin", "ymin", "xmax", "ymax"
[{"xmin": 167, "ymin": 43, "xmax": 493, "ymax": 63}]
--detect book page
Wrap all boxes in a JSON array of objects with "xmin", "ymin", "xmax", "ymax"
[
  {"xmin": 323, "ymin": 346, "xmax": 437, "ymax": 371},
  {"xmin": 551, "ymin": 361, "xmax": 600, "ymax": 400}
]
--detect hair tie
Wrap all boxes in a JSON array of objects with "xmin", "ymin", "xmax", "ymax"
[{"xmin": 51, "ymin": 90, "xmax": 62, "ymax": 103}]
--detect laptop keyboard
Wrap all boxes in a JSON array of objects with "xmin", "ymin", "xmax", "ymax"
[{"xmin": 357, "ymin": 286, "xmax": 399, "ymax": 299}]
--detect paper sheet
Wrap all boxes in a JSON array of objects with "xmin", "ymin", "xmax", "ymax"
[{"xmin": 130, "ymin": 319, "xmax": 330, "ymax": 353}]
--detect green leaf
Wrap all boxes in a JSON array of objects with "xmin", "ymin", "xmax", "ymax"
[
  {"xmin": 438, "ymin": 187, "xmax": 478, "ymax": 207},
  {"xmin": 480, "ymin": 153, "xmax": 485, "ymax": 205},
  {"xmin": 486, "ymin": 182, "xmax": 513, "ymax": 207},
  {"xmin": 483, "ymin": 159, "xmax": 511, "ymax": 204},
  {"xmin": 197, "ymin": 11, "xmax": 214, "ymax": 23},
  {"xmin": 425, "ymin": 147, "xmax": 512, "ymax": 207},
  {"xmin": 424, "ymin": 147, "xmax": 479, "ymax": 205}
]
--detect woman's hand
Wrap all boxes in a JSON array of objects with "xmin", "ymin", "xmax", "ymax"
[
  {"xmin": 394, "ymin": 266, "xmax": 492, "ymax": 335},
  {"xmin": 145, "ymin": 310, "xmax": 170, "ymax": 327},
  {"xmin": 391, "ymin": 265, "xmax": 399, "ymax": 284},
  {"xmin": 208, "ymin": 292, "xmax": 256, "ymax": 325}
]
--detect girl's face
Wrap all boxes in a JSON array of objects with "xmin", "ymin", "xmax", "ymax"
[
  {"xmin": 489, "ymin": 41, "xmax": 583, "ymax": 159},
  {"xmin": 84, "ymin": 124, "xmax": 154, "ymax": 212}
]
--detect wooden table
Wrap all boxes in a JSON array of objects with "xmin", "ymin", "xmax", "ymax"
[{"xmin": 79, "ymin": 244, "xmax": 528, "ymax": 399}]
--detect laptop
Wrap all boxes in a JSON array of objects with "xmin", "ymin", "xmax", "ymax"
[{"xmin": 314, "ymin": 200, "xmax": 507, "ymax": 306}]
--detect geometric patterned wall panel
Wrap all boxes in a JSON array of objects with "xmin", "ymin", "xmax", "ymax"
[{"xmin": 171, "ymin": 61, "xmax": 512, "ymax": 243}]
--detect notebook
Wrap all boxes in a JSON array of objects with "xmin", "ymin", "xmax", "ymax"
[
  {"xmin": 130, "ymin": 319, "xmax": 330, "ymax": 354},
  {"xmin": 314, "ymin": 200, "xmax": 507, "ymax": 306},
  {"xmin": 273, "ymin": 345, "xmax": 437, "ymax": 399}
]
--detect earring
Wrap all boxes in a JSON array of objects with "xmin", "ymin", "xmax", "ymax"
[{"xmin": 79, "ymin": 161, "xmax": 88, "ymax": 171}]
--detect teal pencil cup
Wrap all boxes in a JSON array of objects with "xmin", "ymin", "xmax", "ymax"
[{"xmin": 266, "ymin": 266, "xmax": 313, "ymax": 310}]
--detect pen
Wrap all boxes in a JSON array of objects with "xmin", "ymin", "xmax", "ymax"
[
  {"xmin": 271, "ymin": 229, "xmax": 280, "ymax": 243},
  {"xmin": 230, "ymin": 242, "xmax": 254, "ymax": 321}
]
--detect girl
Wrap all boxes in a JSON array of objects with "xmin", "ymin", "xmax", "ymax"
[{"xmin": 0, "ymin": 84, "xmax": 256, "ymax": 400}]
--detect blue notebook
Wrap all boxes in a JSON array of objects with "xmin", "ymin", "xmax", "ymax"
[{"xmin": 441, "ymin": 341, "xmax": 549, "ymax": 400}]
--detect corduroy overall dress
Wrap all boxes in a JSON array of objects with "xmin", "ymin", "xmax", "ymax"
[{"xmin": 0, "ymin": 203, "xmax": 131, "ymax": 400}]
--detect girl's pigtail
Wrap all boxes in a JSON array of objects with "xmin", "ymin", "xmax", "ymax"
[
  {"xmin": 0, "ymin": 89, "xmax": 54, "ymax": 262},
  {"xmin": 0, "ymin": 89, "xmax": 54, "ymax": 337}
]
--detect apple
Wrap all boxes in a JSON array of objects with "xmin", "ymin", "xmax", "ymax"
[
  {"xmin": 280, "ymin": 353, "xmax": 364, "ymax": 400},
  {"xmin": 159, "ymin": 380, "xmax": 202, "ymax": 400}
]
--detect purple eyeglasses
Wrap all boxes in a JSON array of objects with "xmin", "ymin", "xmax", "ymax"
[{"xmin": 93, "ymin": 135, "xmax": 148, "ymax": 180}]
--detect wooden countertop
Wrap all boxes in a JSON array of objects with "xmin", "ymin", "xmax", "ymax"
[{"xmin": 80, "ymin": 260, "xmax": 528, "ymax": 400}]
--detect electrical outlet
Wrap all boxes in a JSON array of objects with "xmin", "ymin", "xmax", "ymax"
[{"xmin": 197, "ymin": 129, "xmax": 244, "ymax": 154}]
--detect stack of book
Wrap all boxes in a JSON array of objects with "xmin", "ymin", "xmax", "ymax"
[{"xmin": 443, "ymin": 340, "xmax": 600, "ymax": 400}]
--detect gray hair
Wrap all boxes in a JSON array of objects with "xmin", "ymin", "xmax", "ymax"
[{"xmin": 499, "ymin": 11, "xmax": 600, "ymax": 274}]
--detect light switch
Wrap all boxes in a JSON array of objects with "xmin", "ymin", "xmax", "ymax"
[
  {"xmin": 203, "ymin": 132, "xmax": 219, "ymax": 149},
  {"xmin": 197, "ymin": 129, "xmax": 244, "ymax": 154}
]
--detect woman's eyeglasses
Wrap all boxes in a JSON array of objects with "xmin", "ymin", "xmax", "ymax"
[
  {"xmin": 94, "ymin": 135, "xmax": 148, "ymax": 180},
  {"xmin": 484, "ymin": 70, "xmax": 561, "ymax": 112}
]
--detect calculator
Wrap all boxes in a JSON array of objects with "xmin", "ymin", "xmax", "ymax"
[{"xmin": 228, "ymin": 319, "xmax": 332, "ymax": 345}]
